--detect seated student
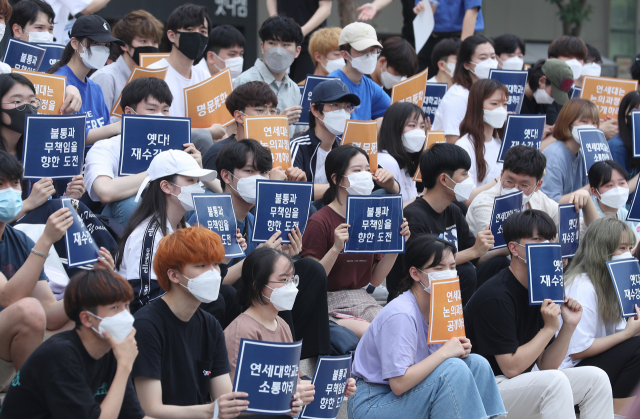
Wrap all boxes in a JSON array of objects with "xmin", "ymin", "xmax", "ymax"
[
  {"xmin": 301, "ymin": 145, "xmax": 409, "ymax": 338},
  {"xmin": 521, "ymin": 58, "xmax": 573, "ymax": 128},
  {"xmin": 561, "ymin": 217, "xmax": 640, "ymax": 418},
  {"xmin": 0, "ymin": 0, "xmax": 10, "ymax": 74},
  {"xmin": 196, "ymin": 24, "xmax": 245, "ymax": 79},
  {"xmin": 582, "ymin": 43, "xmax": 603, "ymax": 78},
  {"xmin": 133, "ymin": 226, "xmax": 251, "ymax": 419},
  {"xmin": 0, "ymin": 270, "xmax": 148, "ymax": 419},
  {"xmin": 234, "ymin": 16, "xmax": 305, "ymax": 137},
  {"xmin": 427, "ymin": 38, "xmax": 460, "ymax": 88},
  {"xmin": 349, "ymin": 234, "xmax": 506, "ymax": 419},
  {"xmin": 589, "ymin": 161, "xmax": 639, "ymax": 236},
  {"xmin": 608, "ymin": 90, "xmax": 640, "ymax": 180},
  {"xmin": 370, "ymin": 36, "xmax": 417, "ymax": 93},
  {"xmin": 464, "ymin": 209, "xmax": 614, "ymax": 419},
  {"xmin": 493, "ymin": 33, "xmax": 525, "ymax": 70},
  {"xmin": 307, "ymin": 27, "xmax": 343, "ymax": 77},
  {"xmin": 90, "ymin": 10, "xmax": 163, "ymax": 114},
  {"xmin": 433, "ymin": 35, "xmax": 497, "ymax": 144},
  {"xmin": 8, "ymin": 0, "xmax": 54, "ymax": 43}
]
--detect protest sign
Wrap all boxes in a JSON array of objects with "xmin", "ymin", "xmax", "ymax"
[
  {"xmin": 344, "ymin": 195, "xmax": 404, "ymax": 254},
  {"xmin": 12, "ymin": 69, "xmax": 66, "ymax": 115},
  {"xmin": 300, "ymin": 355, "xmax": 351, "ymax": 419},
  {"xmin": 571, "ymin": 86, "xmax": 581, "ymax": 99},
  {"xmin": 581, "ymin": 76, "xmax": 638, "ymax": 120},
  {"xmin": 489, "ymin": 69, "xmax": 528, "ymax": 114},
  {"xmin": 632, "ymin": 111, "xmax": 640, "ymax": 158},
  {"xmin": 428, "ymin": 276, "xmax": 465, "ymax": 344},
  {"xmin": 233, "ymin": 338, "xmax": 302, "ymax": 415},
  {"xmin": 497, "ymin": 115, "xmax": 545, "ymax": 163},
  {"xmin": 193, "ymin": 193, "xmax": 245, "ymax": 258},
  {"xmin": 252, "ymin": 180, "xmax": 314, "ymax": 244},
  {"xmin": 119, "ymin": 115, "xmax": 191, "ymax": 176},
  {"xmin": 527, "ymin": 243, "xmax": 564, "ymax": 305},
  {"xmin": 110, "ymin": 66, "xmax": 168, "ymax": 118},
  {"xmin": 628, "ymin": 182, "xmax": 640, "ymax": 223},
  {"xmin": 489, "ymin": 190, "xmax": 523, "ymax": 250},
  {"xmin": 244, "ymin": 115, "xmax": 291, "ymax": 170},
  {"xmin": 2, "ymin": 38, "xmax": 46, "ymax": 71},
  {"xmin": 576, "ymin": 128, "xmax": 612, "ymax": 174},
  {"xmin": 341, "ymin": 120, "xmax": 378, "ymax": 172},
  {"xmin": 413, "ymin": 131, "xmax": 445, "ymax": 181},
  {"xmin": 606, "ymin": 259, "xmax": 640, "ymax": 317},
  {"xmin": 62, "ymin": 198, "xmax": 100, "ymax": 268},
  {"xmin": 422, "ymin": 82, "xmax": 447, "ymax": 124},
  {"xmin": 184, "ymin": 68, "xmax": 234, "ymax": 128},
  {"xmin": 296, "ymin": 75, "xmax": 339, "ymax": 126},
  {"xmin": 22, "ymin": 114, "xmax": 86, "ymax": 179},
  {"xmin": 139, "ymin": 53, "xmax": 171, "ymax": 68},
  {"xmin": 390, "ymin": 68, "xmax": 428, "ymax": 106},
  {"xmin": 559, "ymin": 204, "xmax": 580, "ymax": 258},
  {"xmin": 35, "ymin": 42, "xmax": 64, "ymax": 72}
]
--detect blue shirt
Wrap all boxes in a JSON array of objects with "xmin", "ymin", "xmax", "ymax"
[
  {"xmin": 609, "ymin": 134, "xmax": 640, "ymax": 179},
  {"xmin": 541, "ymin": 141, "xmax": 587, "ymax": 202},
  {"xmin": 327, "ymin": 69, "xmax": 390, "ymax": 121},
  {"xmin": 422, "ymin": 0, "xmax": 484, "ymax": 33}
]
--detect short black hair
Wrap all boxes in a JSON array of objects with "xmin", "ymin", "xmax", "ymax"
[
  {"xmin": 380, "ymin": 36, "xmax": 417, "ymax": 77},
  {"xmin": 206, "ymin": 25, "xmax": 246, "ymax": 54},
  {"xmin": 548, "ymin": 35, "xmax": 587, "ymax": 60},
  {"xmin": 120, "ymin": 77, "xmax": 173, "ymax": 112},
  {"xmin": 431, "ymin": 38, "xmax": 460, "ymax": 67},
  {"xmin": 225, "ymin": 81, "xmax": 277, "ymax": 115},
  {"xmin": 238, "ymin": 247, "xmax": 294, "ymax": 310},
  {"xmin": 216, "ymin": 139, "xmax": 273, "ymax": 187},
  {"xmin": 527, "ymin": 59, "xmax": 546, "ymax": 92},
  {"xmin": 503, "ymin": 145, "xmax": 546, "ymax": 181},
  {"xmin": 166, "ymin": 3, "xmax": 211, "ymax": 34},
  {"xmin": 588, "ymin": 160, "xmax": 629, "ymax": 189},
  {"xmin": 493, "ymin": 34, "xmax": 525, "ymax": 56},
  {"xmin": 585, "ymin": 43, "xmax": 602, "ymax": 64},
  {"xmin": 420, "ymin": 143, "xmax": 471, "ymax": 189},
  {"xmin": 0, "ymin": 150, "xmax": 23, "ymax": 182},
  {"xmin": 8, "ymin": 0, "xmax": 54, "ymax": 31},
  {"xmin": 258, "ymin": 15, "xmax": 303, "ymax": 46},
  {"xmin": 503, "ymin": 209, "xmax": 557, "ymax": 245}
]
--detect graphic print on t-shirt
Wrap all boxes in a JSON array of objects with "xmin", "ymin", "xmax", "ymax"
[{"xmin": 439, "ymin": 226, "xmax": 458, "ymax": 250}]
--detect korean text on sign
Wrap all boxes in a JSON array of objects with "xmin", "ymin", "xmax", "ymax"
[
  {"xmin": 527, "ymin": 243, "xmax": 564, "ymax": 305},
  {"xmin": 497, "ymin": 115, "xmax": 545, "ymax": 163},
  {"xmin": 341, "ymin": 120, "xmax": 378, "ymax": 173},
  {"xmin": 576, "ymin": 128, "xmax": 612, "ymax": 174},
  {"xmin": 62, "ymin": 199, "xmax": 100, "ymax": 268},
  {"xmin": 559, "ymin": 204, "xmax": 580, "ymax": 258},
  {"xmin": 428, "ymin": 277, "xmax": 465, "ymax": 344},
  {"xmin": 36, "ymin": 42, "xmax": 65, "ymax": 73},
  {"xmin": 390, "ymin": 68, "xmax": 428, "ymax": 106},
  {"xmin": 300, "ymin": 355, "xmax": 351, "ymax": 419},
  {"xmin": 414, "ymin": 131, "xmax": 445, "ymax": 182},
  {"xmin": 581, "ymin": 76, "xmax": 638, "ymax": 120},
  {"xmin": 489, "ymin": 190, "xmax": 523, "ymax": 250},
  {"xmin": 2, "ymin": 38, "xmax": 46, "ymax": 71},
  {"xmin": 344, "ymin": 195, "xmax": 405, "ymax": 254},
  {"xmin": 244, "ymin": 115, "xmax": 292, "ymax": 169},
  {"xmin": 606, "ymin": 259, "xmax": 640, "ymax": 317},
  {"xmin": 185, "ymin": 67, "xmax": 235, "ymax": 128},
  {"xmin": 489, "ymin": 69, "xmax": 528, "ymax": 114},
  {"xmin": 193, "ymin": 193, "xmax": 245, "ymax": 258},
  {"xmin": 111, "ymin": 66, "xmax": 168, "ymax": 118},
  {"xmin": 422, "ymin": 82, "xmax": 447, "ymax": 124},
  {"xmin": 12, "ymin": 69, "xmax": 66, "ymax": 115}
]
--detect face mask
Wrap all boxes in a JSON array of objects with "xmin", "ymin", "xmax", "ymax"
[
  {"xmin": 231, "ymin": 174, "xmax": 263, "ymax": 204},
  {"xmin": 523, "ymin": 182, "xmax": 540, "ymax": 206},
  {"xmin": 582, "ymin": 62, "xmax": 601, "ymax": 77},
  {"xmin": 213, "ymin": 53, "xmax": 244, "ymax": 78},
  {"xmin": 402, "ymin": 129, "xmax": 426, "ymax": 153},
  {"xmin": 25, "ymin": 30, "xmax": 53, "ymax": 43},
  {"xmin": 322, "ymin": 57, "xmax": 346, "ymax": 73},
  {"xmin": 320, "ymin": 109, "xmax": 350, "ymax": 136},
  {"xmin": 0, "ymin": 188, "xmax": 23, "ymax": 223},
  {"xmin": 263, "ymin": 282, "xmax": 298, "ymax": 311},
  {"xmin": 514, "ymin": 240, "xmax": 550, "ymax": 262},
  {"xmin": 501, "ymin": 56, "xmax": 524, "ymax": 71},
  {"xmin": 571, "ymin": 124, "xmax": 597, "ymax": 142},
  {"xmin": 565, "ymin": 58, "xmax": 583, "ymax": 79},
  {"xmin": 483, "ymin": 107, "xmax": 508, "ymax": 129},
  {"xmin": 0, "ymin": 24, "xmax": 5, "ymax": 43},
  {"xmin": 445, "ymin": 175, "xmax": 474, "ymax": 202},
  {"xmin": 419, "ymin": 269, "xmax": 458, "ymax": 293},
  {"xmin": 2, "ymin": 106, "xmax": 37, "ymax": 134},
  {"xmin": 381, "ymin": 70, "xmax": 403, "ymax": 89},
  {"xmin": 175, "ymin": 31, "xmax": 208, "ymax": 61},
  {"xmin": 130, "ymin": 45, "xmax": 159, "ymax": 66},
  {"xmin": 180, "ymin": 270, "xmax": 222, "ymax": 303},
  {"xmin": 349, "ymin": 52, "xmax": 378, "ymax": 75},
  {"xmin": 79, "ymin": 45, "xmax": 110, "ymax": 70},
  {"xmin": 533, "ymin": 87, "xmax": 555, "ymax": 105},
  {"xmin": 612, "ymin": 251, "xmax": 633, "ymax": 261},
  {"xmin": 344, "ymin": 171, "xmax": 374, "ymax": 195},
  {"xmin": 264, "ymin": 46, "xmax": 294, "ymax": 73},
  {"xmin": 170, "ymin": 182, "xmax": 204, "ymax": 211},
  {"xmin": 87, "ymin": 310, "xmax": 134, "ymax": 343},
  {"xmin": 445, "ymin": 62, "xmax": 456, "ymax": 77},
  {"xmin": 597, "ymin": 186, "xmax": 629, "ymax": 209},
  {"xmin": 469, "ymin": 58, "xmax": 498, "ymax": 79}
]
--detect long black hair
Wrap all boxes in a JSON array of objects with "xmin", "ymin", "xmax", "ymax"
[
  {"xmin": 617, "ymin": 90, "xmax": 640, "ymax": 169},
  {"xmin": 47, "ymin": 36, "xmax": 89, "ymax": 74},
  {"xmin": 0, "ymin": 73, "xmax": 35, "ymax": 158},
  {"xmin": 378, "ymin": 102, "xmax": 425, "ymax": 175},
  {"xmin": 322, "ymin": 145, "xmax": 369, "ymax": 206},
  {"xmin": 453, "ymin": 35, "xmax": 494, "ymax": 90}
]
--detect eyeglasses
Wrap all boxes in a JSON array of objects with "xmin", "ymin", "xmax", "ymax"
[
  {"xmin": 3, "ymin": 98, "xmax": 42, "ymax": 111},
  {"xmin": 247, "ymin": 107, "xmax": 280, "ymax": 116},
  {"xmin": 323, "ymin": 103, "xmax": 356, "ymax": 114},
  {"xmin": 268, "ymin": 275, "xmax": 299, "ymax": 286}
]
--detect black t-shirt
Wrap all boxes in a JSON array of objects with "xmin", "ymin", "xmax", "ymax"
[
  {"xmin": 464, "ymin": 268, "xmax": 553, "ymax": 376},
  {"xmin": 403, "ymin": 197, "xmax": 475, "ymax": 252},
  {"xmin": 132, "ymin": 298, "xmax": 231, "ymax": 406},
  {"xmin": 545, "ymin": 102, "xmax": 563, "ymax": 126},
  {"xmin": 0, "ymin": 330, "xmax": 144, "ymax": 419},
  {"xmin": 276, "ymin": 0, "xmax": 328, "ymax": 46},
  {"xmin": 203, "ymin": 134, "xmax": 236, "ymax": 172},
  {"xmin": 520, "ymin": 95, "xmax": 548, "ymax": 117}
]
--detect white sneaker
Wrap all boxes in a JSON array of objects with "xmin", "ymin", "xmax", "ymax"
[{"xmin": 364, "ymin": 284, "xmax": 388, "ymax": 305}]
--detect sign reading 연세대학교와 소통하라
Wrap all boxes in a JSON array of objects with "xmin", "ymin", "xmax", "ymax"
[
  {"xmin": 489, "ymin": 69, "xmax": 528, "ymax": 114},
  {"xmin": 489, "ymin": 190, "xmax": 523, "ymax": 250}
]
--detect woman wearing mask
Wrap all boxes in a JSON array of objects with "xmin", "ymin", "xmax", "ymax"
[
  {"xmin": 349, "ymin": 235, "xmax": 506, "ymax": 419},
  {"xmin": 433, "ymin": 35, "xmax": 498, "ymax": 144},
  {"xmin": 608, "ymin": 91, "xmax": 640, "ymax": 181},
  {"xmin": 301, "ymin": 145, "xmax": 410, "ymax": 337},
  {"xmin": 562, "ymin": 217, "xmax": 640, "ymax": 418}
]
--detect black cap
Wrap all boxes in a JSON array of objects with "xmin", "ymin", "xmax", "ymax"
[
  {"xmin": 311, "ymin": 80, "xmax": 361, "ymax": 105},
  {"xmin": 70, "ymin": 15, "xmax": 124, "ymax": 46}
]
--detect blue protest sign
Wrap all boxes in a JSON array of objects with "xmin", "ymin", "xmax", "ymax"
[
  {"xmin": 497, "ymin": 114, "xmax": 546, "ymax": 163},
  {"xmin": 571, "ymin": 86, "xmax": 582, "ymax": 99},
  {"xmin": 488, "ymin": 69, "xmax": 528, "ymax": 114},
  {"xmin": 489, "ymin": 190, "xmax": 523, "ymax": 250},
  {"xmin": 22, "ymin": 114, "xmax": 86, "ymax": 179},
  {"xmin": 577, "ymin": 128, "xmax": 612, "ymax": 175},
  {"xmin": 119, "ymin": 114, "xmax": 191, "ymax": 176},
  {"xmin": 559, "ymin": 204, "xmax": 580, "ymax": 258},
  {"xmin": 527, "ymin": 243, "xmax": 564, "ymax": 305},
  {"xmin": 606, "ymin": 259, "xmax": 640, "ymax": 317},
  {"xmin": 253, "ymin": 180, "xmax": 314, "ymax": 244},
  {"xmin": 628, "ymin": 182, "xmax": 640, "ymax": 222},
  {"xmin": 344, "ymin": 195, "xmax": 404, "ymax": 254},
  {"xmin": 296, "ymin": 75, "xmax": 339, "ymax": 126},
  {"xmin": 632, "ymin": 111, "xmax": 640, "ymax": 158},
  {"xmin": 233, "ymin": 338, "xmax": 302, "ymax": 415},
  {"xmin": 2, "ymin": 38, "xmax": 46, "ymax": 71},
  {"xmin": 193, "ymin": 193, "xmax": 245, "ymax": 258},
  {"xmin": 61, "ymin": 199, "xmax": 100, "ymax": 268},
  {"xmin": 36, "ymin": 43, "xmax": 65, "ymax": 72},
  {"xmin": 300, "ymin": 355, "xmax": 351, "ymax": 419},
  {"xmin": 422, "ymin": 82, "xmax": 447, "ymax": 124}
]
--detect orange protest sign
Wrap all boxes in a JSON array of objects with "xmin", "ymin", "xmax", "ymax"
[
  {"xmin": 244, "ymin": 115, "xmax": 291, "ymax": 169},
  {"xmin": 184, "ymin": 68, "xmax": 234, "ymax": 128},
  {"xmin": 413, "ymin": 131, "xmax": 444, "ymax": 182},
  {"xmin": 580, "ymin": 76, "xmax": 638, "ymax": 120},
  {"xmin": 390, "ymin": 68, "xmax": 428, "ymax": 106},
  {"xmin": 428, "ymin": 277, "xmax": 465, "ymax": 344},
  {"xmin": 12, "ymin": 68, "xmax": 66, "ymax": 115},
  {"xmin": 523, "ymin": 64, "xmax": 531, "ymax": 71},
  {"xmin": 340, "ymin": 120, "xmax": 378, "ymax": 173},
  {"xmin": 139, "ymin": 53, "xmax": 170, "ymax": 68},
  {"xmin": 110, "ymin": 66, "xmax": 168, "ymax": 118}
]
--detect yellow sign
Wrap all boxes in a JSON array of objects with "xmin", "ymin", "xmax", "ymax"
[
  {"xmin": 581, "ymin": 76, "xmax": 638, "ymax": 120},
  {"xmin": 428, "ymin": 277, "xmax": 465, "ymax": 344},
  {"xmin": 184, "ymin": 68, "xmax": 235, "ymax": 128},
  {"xmin": 12, "ymin": 69, "xmax": 66, "ymax": 115},
  {"xmin": 110, "ymin": 66, "xmax": 168, "ymax": 118},
  {"xmin": 341, "ymin": 120, "xmax": 378, "ymax": 172},
  {"xmin": 413, "ymin": 131, "xmax": 445, "ymax": 181},
  {"xmin": 390, "ymin": 68, "xmax": 428, "ymax": 106},
  {"xmin": 139, "ymin": 53, "xmax": 171, "ymax": 68},
  {"xmin": 244, "ymin": 115, "xmax": 291, "ymax": 170}
]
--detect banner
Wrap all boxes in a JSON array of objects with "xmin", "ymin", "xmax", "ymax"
[
  {"xmin": 140, "ymin": 53, "xmax": 171, "ymax": 68},
  {"xmin": 489, "ymin": 69, "xmax": 528, "ymax": 114},
  {"xmin": 413, "ymin": 131, "xmax": 445, "ymax": 181},
  {"xmin": 527, "ymin": 243, "xmax": 564, "ymax": 305},
  {"xmin": 35, "ymin": 42, "xmax": 64, "ymax": 72},
  {"xmin": 252, "ymin": 180, "xmax": 314, "ymax": 244},
  {"xmin": 576, "ymin": 128, "xmax": 612, "ymax": 175},
  {"xmin": 390, "ymin": 68, "xmax": 428, "ymax": 106},
  {"xmin": 184, "ymin": 68, "xmax": 235, "ymax": 128},
  {"xmin": 422, "ymin": 82, "xmax": 447, "ymax": 124},
  {"xmin": 632, "ymin": 110, "xmax": 640, "ymax": 158},
  {"xmin": 12, "ymin": 69, "xmax": 66, "ymax": 115},
  {"xmin": 110, "ymin": 66, "xmax": 168, "ymax": 118},
  {"xmin": 341, "ymin": 120, "xmax": 378, "ymax": 173},
  {"xmin": 193, "ymin": 193, "xmax": 245, "ymax": 258},
  {"xmin": 497, "ymin": 115, "xmax": 545, "ymax": 163},
  {"xmin": 232, "ymin": 338, "xmax": 302, "ymax": 415},
  {"xmin": 344, "ymin": 195, "xmax": 404, "ymax": 254},
  {"xmin": 606, "ymin": 259, "xmax": 640, "ymax": 317},
  {"xmin": 62, "ymin": 198, "xmax": 100, "ymax": 268},
  {"xmin": 581, "ymin": 76, "xmax": 638, "ymax": 120},
  {"xmin": 300, "ymin": 355, "xmax": 351, "ymax": 419},
  {"xmin": 2, "ymin": 38, "xmax": 46, "ymax": 71},
  {"xmin": 22, "ymin": 114, "xmax": 86, "ymax": 179},
  {"xmin": 559, "ymin": 204, "xmax": 580, "ymax": 258},
  {"xmin": 244, "ymin": 115, "xmax": 291, "ymax": 170},
  {"xmin": 118, "ymin": 115, "xmax": 191, "ymax": 176},
  {"xmin": 489, "ymin": 190, "xmax": 523, "ymax": 250},
  {"xmin": 428, "ymin": 276, "xmax": 465, "ymax": 344},
  {"xmin": 296, "ymin": 75, "xmax": 339, "ymax": 126}
]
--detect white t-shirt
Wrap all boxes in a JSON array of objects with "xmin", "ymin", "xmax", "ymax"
[
  {"xmin": 377, "ymin": 151, "xmax": 417, "ymax": 203},
  {"xmin": 315, "ymin": 147, "xmax": 329, "ymax": 185},
  {"xmin": 84, "ymin": 135, "xmax": 121, "ymax": 202},
  {"xmin": 147, "ymin": 58, "xmax": 209, "ymax": 118},
  {"xmin": 432, "ymin": 84, "xmax": 469, "ymax": 136},
  {"xmin": 456, "ymin": 134, "xmax": 503, "ymax": 188},
  {"xmin": 427, "ymin": 76, "xmax": 437, "ymax": 84},
  {"xmin": 195, "ymin": 57, "xmax": 212, "ymax": 78},
  {"xmin": 48, "ymin": 0, "xmax": 92, "ymax": 45}
]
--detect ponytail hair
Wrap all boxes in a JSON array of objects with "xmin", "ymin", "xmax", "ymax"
[{"xmin": 47, "ymin": 36, "xmax": 88, "ymax": 74}]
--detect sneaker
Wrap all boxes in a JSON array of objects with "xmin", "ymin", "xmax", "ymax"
[{"xmin": 364, "ymin": 284, "xmax": 388, "ymax": 305}]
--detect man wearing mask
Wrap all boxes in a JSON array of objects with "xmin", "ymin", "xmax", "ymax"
[
  {"xmin": 308, "ymin": 27, "xmax": 343, "ymax": 77},
  {"xmin": 369, "ymin": 36, "xmax": 417, "ymax": 95},
  {"xmin": 196, "ymin": 25, "xmax": 245, "ymax": 80},
  {"xmin": 8, "ymin": 0, "xmax": 54, "ymax": 43}
]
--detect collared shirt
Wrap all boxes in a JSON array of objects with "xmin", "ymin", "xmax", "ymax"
[
  {"xmin": 592, "ymin": 195, "xmax": 640, "ymax": 237},
  {"xmin": 541, "ymin": 141, "xmax": 587, "ymax": 202},
  {"xmin": 90, "ymin": 55, "xmax": 131, "ymax": 120}
]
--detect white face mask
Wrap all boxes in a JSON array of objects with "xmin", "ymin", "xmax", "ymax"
[
  {"xmin": 533, "ymin": 87, "xmax": 555, "ymax": 105},
  {"xmin": 381, "ymin": 70, "xmax": 403, "ymax": 89},
  {"xmin": 214, "ymin": 53, "xmax": 244, "ymax": 79},
  {"xmin": 402, "ymin": 128, "xmax": 426, "ymax": 153},
  {"xmin": 581, "ymin": 62, "xmax": 601, "ymax": 77},
  {"xmin": 170, "ymin": 182, "xmax": 204, "ymax": 211},
  {"xmin": 87, "ymin": 310, "xmax": 134, "ymax": 343},
  {"xmin": 231, "ymin": 174, "xmax": 263, "ymax": 205},
  {"xmin": 263, "ymin": 282, "xmax": 298, "ymax": 311},
  {"xmin": 445, "ymin": 174, "xmax": 474, "ymax": 202},
  {"xmin": 565, "ymin": 58, "xmax": 583, "ymax": 79},
  {"xmin": 501, "ymin": 56, "xmax": 524, "ymax": 71},
  {"xmin": 514, "ymin": 240, "xmax": 550, "ymax": 262},
  {"xmin": 445, "ymin": 62, "xmax": 456, "ymax": 77},
  {"xmin": 349, "ymin": 52, "xmax": 378, "ymax": 75},
  {"xmin": 571, "ymin": 124, "xmax": 597, "ymax": 142},
  {"xmin": 344, "ymin": 171, "xmax": 374, "ymax": 195},
  {"xmin": 419, "ymin": 269, "xmax": 458, "ymax": 293},
  {"xmin": 26, "ymin": 30, "xmax": 54, "ymax": 43},
  {"xmin": 320, "ymin": 109, "xmax": 350, "ymax": 136},
  {"xmin": 469, "ymin": 58, "xmax": 498, "ymax": 79},
  {"xmin": 597, "ymin": 186, "xmax": 629, "ymax": 209},
  {"xmin": 79, "ymin": 44, "xmax": 110, "ymax": 70},
  {"xmin": 503, "ymin": 184, "xmax": 539, "ymax": 205},
  {"xmin": 322, "ymin": 57, "xmax": 346, "ymax": 73},
  {"xmin": 180, "ymin": 270, "xmax": 222, "ymax": 303},
  {"xmin": 612, "ymin": 251, "xmax": 633, "ymax": 261},
  {"xmin": 483, "ymin": 107, "xmax": 508, "ymax": 129},
  {"xmin": 0, "ymin": 24, "xmax": 5, "ymax": 43}
]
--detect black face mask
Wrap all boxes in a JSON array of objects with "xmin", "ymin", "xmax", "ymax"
[
  {"xmin": 174, "ymin": 31, "xmax": 208, "ymax": 61},
  {"xmin": 2, "ymin": 106, "xmax": 37, "ymax": 134},
  {"xmin": 129, "ymin": 45, "xmax": 160, "ymax": 66}
]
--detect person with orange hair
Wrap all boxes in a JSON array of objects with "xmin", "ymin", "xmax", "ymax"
[
  {"xmin": 308, "ymin": 27, "xmax": 343, "ymax": 76},
  {"xmin": 132, "ymin": 227, "xmax": 250, "ymax": 419}
]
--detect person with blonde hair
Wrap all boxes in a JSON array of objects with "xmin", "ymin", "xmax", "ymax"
[
  {"xmin": 562, "ymin": 217, "xmax": 640, "ymax": 418},
  {"xmin": 308, "ymin": 27, "xmax": 343, "ymax": 76}
]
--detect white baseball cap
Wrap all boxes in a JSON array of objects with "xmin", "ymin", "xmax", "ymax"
[
  {"xmin": 134, "ymin": 149, "xmax": 217, "ymax": 202},
  {"xmin": 339, "ymin": 22, "xmax": 382, "ymax": 51}
]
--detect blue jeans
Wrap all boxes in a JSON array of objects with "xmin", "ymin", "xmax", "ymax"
[
  {"xmin": 101, "ymin": 195, "xmax": 139, "ymax": 228},
  {"xmin": 348, "ymin": 355, "xmax": 506, "ymax": 419}
]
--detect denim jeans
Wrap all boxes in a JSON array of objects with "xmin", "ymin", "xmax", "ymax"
[
  {"xmin": 348, "ymin": 355, "xmax": 506, "ymax": 419},
  {"xmin": 101, "ymin": 195, "xmax": 139, "ymax": 228}
]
